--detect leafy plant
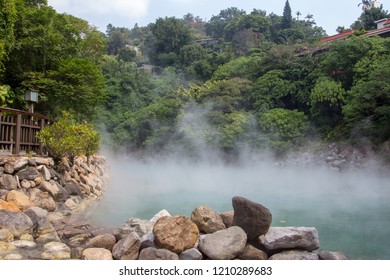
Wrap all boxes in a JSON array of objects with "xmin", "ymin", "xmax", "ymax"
[{"xmin": 37, "ymin": 112, "xmax": 100, "ymax": 162}]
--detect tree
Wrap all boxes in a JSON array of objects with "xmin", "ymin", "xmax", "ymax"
[
  {"xmin": 281, "ymin": 0, "xmax": 292, "ymax": 29},
  {"xmin": 146, "ymin": 17, "xmax": 192, "ymax": 65},
  {"xmin": 0, "ymin": 0, "xmax": 17, "ymax": 73},
  {"xmin": 343, "ymin": 56, "xmax": 390, "ymax": 144},
  {"xmin": 205, "ymin": 7, "xmax": 246, "ymax": 38},
  {"xmin": 258, "ymin": 108, "xmax": 308, "ymax": 153},
  {"xmin": 310, "ymin": 78, "xmax": 346, "ymax": 134},
  {"xmin": 351, "ymin": 5, "xmax": 388, "ymax": 30}
]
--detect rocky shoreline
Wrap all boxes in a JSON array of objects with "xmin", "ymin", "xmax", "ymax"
[{"xmin": 1, "ymin": 153, "xmax": 351, "ymax": 260}]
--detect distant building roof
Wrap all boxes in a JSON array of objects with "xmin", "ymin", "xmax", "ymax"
[{"xmin": 320, "ymin": 30, "xmax": 354, "ymax": 43}]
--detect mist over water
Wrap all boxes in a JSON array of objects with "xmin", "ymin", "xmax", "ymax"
[{"xmin": 87, "ymin": 151, "xmax": 390, "ymax": 260}]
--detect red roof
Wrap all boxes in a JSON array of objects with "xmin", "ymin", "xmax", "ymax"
[
  {"xmin": 320, "ymin": 30, "xmax": 354, "ymax": 43},
  {"xmin": 384, "ymin": 18, "xmax": 390, "ymax": 26},
  {"xmin": 366, "ymin": 26, "xmax": 390, "ymax": 37}
]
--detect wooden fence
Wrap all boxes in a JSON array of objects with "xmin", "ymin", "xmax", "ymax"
[{"xmin": 0, "ymin": 107, "xmax": 53, "ymax": 155}]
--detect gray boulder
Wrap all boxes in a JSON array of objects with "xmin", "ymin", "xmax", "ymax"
[
  {"xmin": 239, "ymin": 244, "xmax": 268, "ymax": 260},
  {"xmin": 138, "ymin": 247, "xmax": 179, "ymax": 260},
  {"xmin": 179, "ymin": 248, "xmax": 203, "ymax": 260},
  {"xmin": 232, "ymin": 196, "xmax": 272, "ymax": 240},
  {"xmin": 198, "ymin": 226, "xmax": 247, "ymax": 260},
  {"xmin": 0, "ymin": 210, "xmax": 34, "ymax": 237},
  {"xmin": 112, "ymin": 232, "xmax": 141, "ymax": 260},
  {"xmin": 15, "ymin": 167, "xmax": 40, "ymax": 181},
  {"xmin": 114, "ymin": 218, "xmax": 153, "ymax": 240},
  {"xmin": 318, "ymin": 251, "xmax": 348, "ymax": 260},
  {"xmin": 259, "ymin": 227, "xmax": 320, "ymax": 252},
  {"xmin": 269, "ymin": 250, "xmax": 319, "ymax": 260},
  {"xmin": 0, "ymin": 174, "xmax": 18, "ymax": 190},
  {"xmin": 191, "ymin": 205, "xmax": 226, "ymax": 233}
]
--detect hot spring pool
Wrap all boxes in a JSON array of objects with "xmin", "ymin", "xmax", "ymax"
[{"xmin": 86, "ymin": 157, "xmax": 390, "ymax": 260}]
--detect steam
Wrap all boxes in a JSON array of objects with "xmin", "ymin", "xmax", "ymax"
[{"xmin": 90, "ymin": 106, "xmax": 390, "ymax": 260}]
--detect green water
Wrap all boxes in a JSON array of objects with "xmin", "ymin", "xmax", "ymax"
[{"xmin": 87, "ymin": 159, "xmax": 390, "ymax": 260}]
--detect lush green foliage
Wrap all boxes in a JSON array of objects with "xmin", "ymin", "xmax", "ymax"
[
  {"xmin": 1, "ymin": 1, "xmax": 389, "ymax": 158},
  {"xmin": 37, "ymin": 112, "xmax": 100, "ymax": 162}
]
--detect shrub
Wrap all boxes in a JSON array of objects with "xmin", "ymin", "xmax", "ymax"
[
  {"xmin": 37, "ymin": 112, "xmax": 100, "ymax": 162},
  {"xmin": 258, "ymin": 108, "xmax": 308, "ymax": 153}
]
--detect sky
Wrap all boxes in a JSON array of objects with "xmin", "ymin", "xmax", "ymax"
[{"xmin": 48, "ymin": 0, "xmax": 390, "ymax": 35}]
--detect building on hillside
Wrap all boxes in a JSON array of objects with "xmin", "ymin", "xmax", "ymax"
[{"xmin": 320, "ymin": 17, "xmax": 390, "ymax": 43}]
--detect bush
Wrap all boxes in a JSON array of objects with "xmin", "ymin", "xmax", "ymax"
[
  {"xmin": 258, "ymin": 108, "xmax": 308, "ymax": 153},
  {"xmin": 37, "ymin": 112, "xmax": 100, "ymax": 162}
]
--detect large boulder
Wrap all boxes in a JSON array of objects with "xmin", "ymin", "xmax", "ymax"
[
  {"xmin": 0, "ymin": 210, "xmax": 34, "ymax": 237},
  {"xmin": 24, "ymin": 206, "xmax": 48, "ymax": 225},
  {"xmin": 153, "ymin": 216, "xmax": 199, "ymax": 254},
  {"xmin": 269, "ymin": 250, "xmax": 319, "ymax": 260},
  {"xmin": 0, "ymin": 229, "xmax": 14, "ymax": 242},
  {"xmin": 15, "ymin": 167, "xmax": 40, "ymax": 181},
  {"xmin": 85, "ymin": 234, "xmax": 116, "ymax": 251},
  {"xmin": 29, "ymin": 189, "xmax": 56, "ymax": 212},
  {"xmin": 220, "ymin": 211, "xmax": 234, "ymax": 228},
  {"xmin": 82, "ymin": 248, "xmax": 113, "ymax": 260},
  {"xmin": 198, "ymin": 226, "xmax": 247, "ymax": 260},
  {"xmin": 179, "ymin": 248, "xmax": 203, "ymax": 260},
  {"xmin": 13, "ymin": 159, "xmax": 28, "ymax": 171},
  {"xmin": 40, "ymin": 180, "xmax": 59, "ymax": 198},
  {"xmin": 41, "ymin": 241, "xmax": 71, "ymax": 260},
  {"xmin": 114, "ymin": 218, "xmax": 153, "ymax": 240},
  {"xmin": 6, "ymin": 190, "xmax": 34, "ymax": 211},
  {"xmin": 0, "ymin": 199, "xmax": 20, "ymax": 212},
  {"xmin": 138, "ymin": 247, "xmax": 179, "ymax": 260},
  {"xmin": 232, "ymin": 196, "xmax": 272, "ymax": 240},
  {"xmin": 112, "ymin": 232, "xmax": 141, "ymax": 260},
  {"xmin": 0, "ymin": 174, "xmax": 18, "ymax": 190},
  {"xmin": 259, "ymin": 227, "xmax": 320, "ymax": 252},
  {"xmin": 239, "ymin": 244, "xmax": 268, "ymax": 260},
  {"xmin": 191, "ymin": 205, "xmax": 226, "ymax": 233}
]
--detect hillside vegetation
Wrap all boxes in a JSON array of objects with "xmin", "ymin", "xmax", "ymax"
[{"xmin": 1, "ymin": 0, "xmax": 389, "ymax": 158}]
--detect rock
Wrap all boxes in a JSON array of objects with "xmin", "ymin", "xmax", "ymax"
[
  {"xmin": 0, "ymin": 174, "xmax": 18, "ymax": 190},
  {"xmin": 39, "ymin": 165, "xmax": 51, "ymax": 180},
  {"xmin": 35, "ymin": 232, "xmax": 61, "ymax": 243},
  {"xmin": 36, "ymin": 218, "xmax": 55, "ymax": 236},
  {"xmin": 0, "ymin": 189, "xmax": 7, "ymax": 200},
  {"xmin": 63, "ymin": 183, "xmax": 82, "ymax": 196},
  {"xmin": 67, "ymin": 233, "xmax": 91, "ymax": 247},
  {"xmin": 0, "ymin": 199, "xmax": 20, "ymax": 212},
  {"xmin": 239, "ymin": 244, "xmax": 268, "ymax": 260},
  {"xmin": 85, "ymin": 234, "xmax": 116, "ymax": 251},
  {"xmin": 24, "ymin": 206, "xmax": 48, "ymax": 225},
  {"xmin": 13, "ymin": 159, "xmax": 28, "ymax": 171},
  {"xmin": 259, "ymin": 227, "xmax": 320, "ymax": 252},
  {"xmin": 191, "ymin": 205, "xmax": 226, "ymax": 233},
  {"xmin": 15, "ymin": 167, "xmax": 40, "ymax": 181},
  {"xmin": 198, "ymin": 226, "xmax": 247, "ymax": 260},
  {"xmin": 112, "ymin": 232, "xmax": 141, "ymax": 260},
  {"xmin": 269, "ymin": 250, "xmax": 319, "ymax": 260},
  {"xmin": 6, "ymin": 190, "xmax": 34, "ymax": 211},
  {"xmin": 20, "ymin": 233, "xmax": 34, "ymax": 241},
  {"xmin": 232, "ymin": 196, "xmax": 272, "ymax": 240},
  {"xmin": 20, "ymin": 179, "xmax": 32, "ymax": 189},
  {"xmin": 40, "ymin": 180, "xmax": 59, "ymax": 198},
  {"xmin": 0, "ymin": 210, "xmax": 34, "ymax": 237},
  {"xmin": 114, "ymin": 218, "xmax": 153, "ymax": 240},
  {"xmin": 318, "ymin": 251, "xmax": 348, "ymax": 260},
  {"xmin": 220, "ymin": 211, "xmax": 234, "ymax": 228},
  {"xmin": 139, "ymin": 247, "xmax": 179, "ymax": 260},
  {"xmin": 179, "ymin": 248, "xmax": 203, "ymax": 260},
  {"xmin": 35, "ymin": 157, "xmax": 53, "ymax": 166},
  {"xmin": 0, "ymin": 229, "xmax": 14, "ymax": 242},
  {"xmin": 30, "ymin": 189, "xmax": 56, "ymax": 212},
  {"xmin": 4, "ymin": 253, "xmax": 23, "ymax": 260},
  {"xmin": 41, "ymin": 241, "xmax": 71, "ymax": 260},
  {"xmin": 149, "ymin": 209, "xmax": 171, "ymax": 224},
  {"xmin": 12, "ymin": 240, "xmax": 37, "ymax": 249},
  {"xmin": 81, "ymin": 248, "xmax": 113, "ymax": 260},
  {"xmin": 153, "ymin": 215, "xmax": 199, "ymax": 254},
  {"xmin": 3, "ymin": 163, "xmax": 14, "ymax": 174},
  {"xmin": 0, "ymin": 241, "xmax": 15, "ymax": 253}
]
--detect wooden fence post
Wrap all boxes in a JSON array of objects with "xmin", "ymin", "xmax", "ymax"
[{"xmin": 15, "ymin": 113, "xmax": 22, "ymax": 154}]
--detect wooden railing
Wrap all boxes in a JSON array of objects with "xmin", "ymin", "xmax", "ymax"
[{"xmin": 0, "ymin": 107, "xmax": 54, "ymax": 155}]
